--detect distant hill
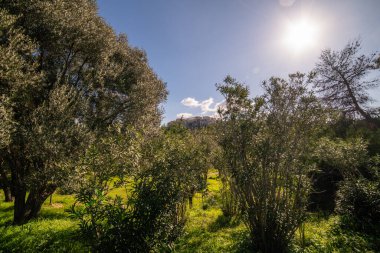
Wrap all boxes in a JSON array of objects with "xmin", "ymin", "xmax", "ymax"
[{"xmin": 168, "ymin": 116, "xmax": 217, "ymax": 130}]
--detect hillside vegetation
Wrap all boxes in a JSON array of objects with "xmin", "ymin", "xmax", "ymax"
[
  {"xmin": 1, "ymin": 170, "xmax": 379, "ymax": 252},
  {"xmin": 1, "ymin": 1, "xmax": 379, "ymax": 252}
]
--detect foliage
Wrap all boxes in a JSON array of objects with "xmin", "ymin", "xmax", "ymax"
[
  {"xmin": 0, "ymin": 0, "xmax": 167, "ymax": 223},
  {"xmin": 71, "ymin": 125, "xmax": 210, "ymax": 252},
  {"xmin": 326, "ymin": 116, "xmax": 380, "ymax": 155},
  {"xmin": 313, "ymin": 39, "xmax": 379, "ymax": 123},
  {"xmin": 309, "ymin": 123, "xmax": 379, "ymax": 212},
  {"xmin": 219, "ymin": 174, "xmax": 240, "ymax": 217},
  {"xmin": 336, "ymin": 178, "xmax": 380, "ymax": 231},
  {"xmin": 1, "ymin": 175, "xmax": 380, "ymax": 252},
  {"xmin": 216, "ymin": 73, "xmax": 327, "ymax": 253},
  {"xmin": 64, "ymin": 125, "xmax": 142, "ymax": 195},
  {"xmin": 335, "ymin": 156, "xmax": 380, "ymax": 232},
  {"xmin": 314, "ymin": 137, "xmax": 368, "ymax": 179},
  {"xmin": 214, "ymin": 147, "xmax": 240, "ymax": 217},
  {"xmin": 292, "ymin": 215, "xmax": 380, "ymax": 253},
  {"xmin": 314, "ymin": 137, "xmax": 380, "ymax": 230}
]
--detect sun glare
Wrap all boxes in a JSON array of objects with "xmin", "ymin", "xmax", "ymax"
[{"xmin": 283, "ymin": 18, "xmax": 318, "ymax": 53}]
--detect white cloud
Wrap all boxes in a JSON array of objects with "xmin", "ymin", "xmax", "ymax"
[
  {"xmin": 181, "ymin": 97, "xmax": 200, "ymax": 107},
  {"xmin": 200, "ymin": 98, "xmax": 214, "ymax": 113},
  {"xmin": 176, "ymin": 113, "xmax": 193, "ymax": 119},
  {"xmin": 181, "ymin": 97, "xmax": 225, "ymax": 114}
]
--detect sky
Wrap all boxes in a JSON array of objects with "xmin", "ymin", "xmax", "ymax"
[{"xmin": 96, "ymin": 0, "xmax": 380, "ymax": 123}]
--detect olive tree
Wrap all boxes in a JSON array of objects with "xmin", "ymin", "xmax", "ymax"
[
  {"xmin": 0, "ymin": 0, "xmax": 167, "ymax": 224},
  {"xmin": 217, "ymin": 73, "xmax": 327, "ymax": 253},
  {"xmin": 0, "ymin": 8, "xmax": 42, "ymax": 203}
]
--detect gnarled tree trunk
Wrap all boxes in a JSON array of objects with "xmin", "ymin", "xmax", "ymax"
[
  {"xmin": 24, "ymin": 184, "xmax": 57, "ymax": 221},
  {"xmin": 7, "ymin": 151, "xmax": 58, "ymax": 224},
  {"xmin": 12, "ymin": 183, "xmax": 57, "ymax": 224}
]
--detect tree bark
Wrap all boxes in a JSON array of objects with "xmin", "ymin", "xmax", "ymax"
[
  {"xmin": 24, "ymin": 184, "xmax": 57, "ymax": 221},
  {"xmin": 336, "ymin": 69, "xmax": 379, "ymax": 128},
  {"xmin": 3, "ymin": 188, "xmax": 12, "ymax": 202},
  {"xmin": 13, "ymin": 187, "xmax": 27, "ymax": 224},
  {"xmin": 2, "ymin": 186, "xmax": 12, "ymax": 202},
  {"xmin": 0, "ymin": 166, "xmax": 12, "ymax": 202},
  {"xmin": 7, "ymin": 151, "xmax": 58, "ymax": 224},
  {"xmin": 8, "ymin": 156, "xmax": 28, "ymax": 224}
]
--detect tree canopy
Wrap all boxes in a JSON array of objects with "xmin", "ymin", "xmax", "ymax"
[
  {"xmin": 313, "ymin": 40, "xmax": 379, "ymax": 125},
  {"xmin": 0, "ymin": 0, "xmax": 167, "ymax": 224}
]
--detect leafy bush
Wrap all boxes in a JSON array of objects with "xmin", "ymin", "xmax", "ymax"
[
  {"xmin": 330, "ymin": 152, "xmax": 380, "ymax": 230},
  {"xmin": 216, "ymin": 74, "xmax": 327, "ymax": 253},
  {"xmin": 336, "ymin": 178, "xmax": 380, "ymax": 231},
  {"xmin": 71, "ymin": 125, "xmax": 210, "ymax": 252},
  {"xmin": 71, "ymin": 180, "xmax": 186, "ymax": 252},
  {"xmin": 309, "ymin": 137, "xmax": 368, "ymax": 212}
]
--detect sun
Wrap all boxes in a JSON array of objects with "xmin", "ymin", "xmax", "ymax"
[{"xmin": 283, "ymin": 18, "xmax": 318, "ymax": 53}]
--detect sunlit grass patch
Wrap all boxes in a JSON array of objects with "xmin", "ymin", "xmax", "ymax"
[
  {"xmin": 292, "ymin": 214, "xmax": 380, "ymax": 253},
  {"xmin": 0, "ymin": 191, "xmax": 87, "ymax": 253},
  {"xmin": 174, "ymin": 170, "xmax": 251, "ymax": 253},
  {"xmin": 1, "ymin": 172, "xmax": 379, "ymax": 252},
  {"xmin": 0, "ymin": 217, "xmax": 87, "ymax": 253}
]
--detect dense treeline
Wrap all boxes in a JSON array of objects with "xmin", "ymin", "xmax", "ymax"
[{"xmin": 0, "ymin": 0, "xmax": 379, "ymax": 252}]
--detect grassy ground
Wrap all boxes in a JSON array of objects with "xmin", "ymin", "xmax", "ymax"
[
  {"xmin": 292, "ymin": 214, "xmax": 379, "ymax": 253},
  {"xmin": 0, "ymin": 194, "xmax": 86, "ymax": 253},
  {"xmin": 0, "ymin": 171, "xmax": 379, "ymax": 252},
  {"xmin": 174, "ymin": 170, "xmax": 252, "ymax": 253}
]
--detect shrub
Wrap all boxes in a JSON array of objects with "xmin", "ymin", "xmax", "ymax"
[
  {"xmin": 336, "ymin": 178, "xmax": 380, "ymax": 231},
  {"xmin": 71, "ymin": 125, "xmax": 210, "ymax": 252},
  {"xmin": 71, "ymin": 178, "xmax": 186, "ymax": 252},
  {"xmin": 216, "ymin": 74, "xmax": 327, "ymax": 253}
]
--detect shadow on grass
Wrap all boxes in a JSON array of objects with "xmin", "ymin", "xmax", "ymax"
[
  {"xmin": 0, "ymin": 203, "xmax": 73, "ymax": 228},
  {"xmin": 0, "ymin": 222, "xmax": 87, "ymax": 252},
  {"xmin": 230, "ymin": 230, "xmax": 255, "ymax": 253},
  {"xmin": 208, "ymin": 214, "xmax": 240, "ymax": 232},
  {"xmin": 0, "ymin": 205, "xmax": 14, "ymax": 212},
  {"xmin": 0, "ymin": 203, "xmax": 14, "ymax": 226},
  {"xmin": 39, "ymin": 208, "xmax": 71, "ymax": 220},
  {"xmin": 0, "ymin": 200, "xmax": 85, "ymax": 252}
]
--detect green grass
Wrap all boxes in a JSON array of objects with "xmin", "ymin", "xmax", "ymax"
[
  {"xmin": 0, "ymin": 192, "xmax": 88, "ymax": 253},
  {"xmin": 174, "ymin": 171, "xmax": 251, "ymax": 252},
  {"xmin": 292, "ymin": 214, "xmax": 380, "ymax": 253},
  {"xmin": 0, "ymin": 171, "xmax": 379, "ymax": 252}
]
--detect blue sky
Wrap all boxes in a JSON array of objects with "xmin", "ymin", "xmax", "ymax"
[{"xmin": 97, "ymin": 0, "xmax": 380, "ymax": 123}]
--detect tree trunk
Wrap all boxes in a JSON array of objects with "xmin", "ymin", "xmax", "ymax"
[
  {"xmin": 8, "ymin": 156, "xmax": 28, "ymax": 224},
  {"xmin": 12, "ymin": 184, "xmax": 57, "ymax": 224},
  {"xmin": 24, "ymin": 184, "xmax": 57, "ymax": 221},
  {"xmin": 189, "ymin": 196, "xmax": 193, "ymax": 208},
  {"xmin": 2, "ymin": 186, "xmax": 12, "ymax": 202},
  {"xmin": 0, "ymin": 166, "xmax": 12, "ymax": 202},
  {"xmin": 339, "ymin": 72, "xmax": 379, "ymax": 128},
  {"xmin": 13, "ymin": 187, "xmax": 27, "ymax": 224},
  {"xmin": 189, "ymin": 188, "xmax": 196, "ymax": 209}
]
